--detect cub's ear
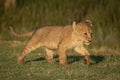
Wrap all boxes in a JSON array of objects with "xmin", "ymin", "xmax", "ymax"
[
  {"xmin": 85, "ymin": 20, "xmax": 92, "ymax": 27},
  {"xmin": 72, "ymin": 21, "xmax": 77, "ymax": 31}
]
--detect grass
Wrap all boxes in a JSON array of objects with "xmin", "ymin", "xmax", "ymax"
[{"xmin": 0, "ymin": 43, "xmax": 120, "ymax": 80}]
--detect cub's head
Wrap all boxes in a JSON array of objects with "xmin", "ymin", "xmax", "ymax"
[{"xmin": 72, "ymin": 20, "xmax": 92, "ymax": 45}]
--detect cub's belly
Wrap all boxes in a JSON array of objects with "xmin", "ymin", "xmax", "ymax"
[{"xmin": 43, "ymin": 41, "xmax": 59, "ymax": 49}]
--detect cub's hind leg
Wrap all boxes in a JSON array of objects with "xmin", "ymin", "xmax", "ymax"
[
  {"xmin": 18, "ymin": 38, "xmax": 42, "ymax": 64},
  {"xmin": 45, "ymin": 48, "xmax": 57, "ymax": 64}
]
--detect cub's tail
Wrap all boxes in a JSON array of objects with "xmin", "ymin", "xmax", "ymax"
[{"xmin": 9, "ymin": 26, "xmax": 34, "ymax": 37}]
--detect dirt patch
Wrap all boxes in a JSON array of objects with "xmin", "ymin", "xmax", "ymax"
[{"xmin": 0, "ymin": 40, "xmax": 22, "ymax": 47}]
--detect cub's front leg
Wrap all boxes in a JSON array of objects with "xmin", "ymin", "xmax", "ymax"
[
  {"xmin": 74, "ymin": 46, "xmax": 90, "ymax": 64},
  {"xmin": 58, "ymin": 46, "xmax": 68, "ymax": 66}
]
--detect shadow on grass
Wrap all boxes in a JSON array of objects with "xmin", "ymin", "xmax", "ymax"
[
  {"xmin": 67, "ymin": 55, "xmax": 105, "ymax": 64},
  {"xmin": 25, "ymin": 57, "xmax": 45, "ymax": 63},
  {"xmin": 25, "ymin": 55, "xmax": 105, "ymax": 65},
  {"xmin": 91, "ymin": 55, "xmax": 105, "ymax": 64}
]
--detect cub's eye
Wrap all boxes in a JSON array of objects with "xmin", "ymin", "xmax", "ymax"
[{"xmin": 84, "ymin": 33, "xmax": 87, "ymax": 35}]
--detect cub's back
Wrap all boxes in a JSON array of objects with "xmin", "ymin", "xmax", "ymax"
[
  {"xmin": 35, "ymin": 26, "xmax": 64, "ymax": 40},
  {"xmin": 31, "ymin": 26, "xmax": 64, "ymax": 48}
]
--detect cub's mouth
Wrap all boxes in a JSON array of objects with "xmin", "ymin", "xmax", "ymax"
[
  {"xmin": 84, "ymin": 42, "xmax": 90, "ymax": 45},
  {"xmin": 84, "ymin": 41, "xmax": 91, "ymax": 45}
]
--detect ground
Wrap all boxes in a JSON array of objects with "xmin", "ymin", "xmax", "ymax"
[{"xmin": 0, "ymin": 42, "xmax": 120, "ymax": 80}]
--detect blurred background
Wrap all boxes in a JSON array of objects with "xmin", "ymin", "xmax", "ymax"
[{"xmin": 0, "ymin": 0, "xmax": 120, "ymax": 55}]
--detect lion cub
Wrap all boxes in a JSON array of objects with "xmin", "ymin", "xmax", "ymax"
[{"xmin": 13, "ymin": 20, "xmax": 92, "ymax": 65}]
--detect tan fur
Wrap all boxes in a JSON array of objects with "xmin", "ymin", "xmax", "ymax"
[{"xmin": 17, "ymin": 20, "xmax": 92, "ymax": 65}]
